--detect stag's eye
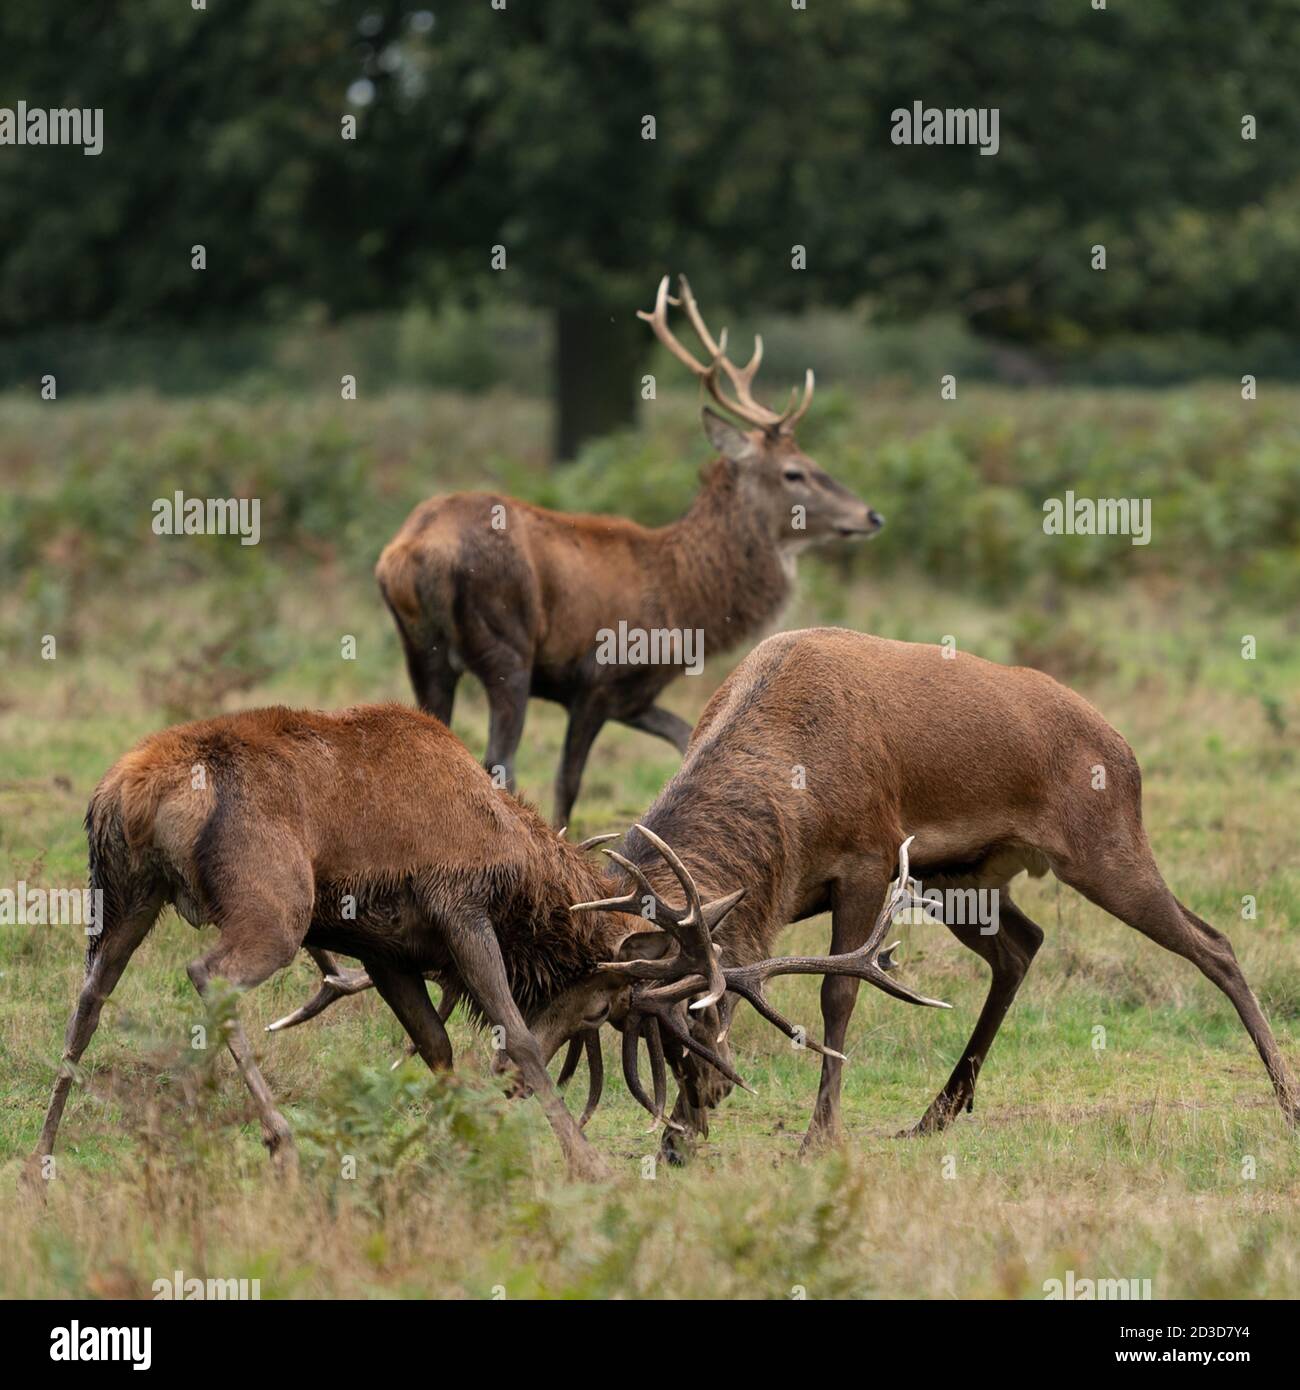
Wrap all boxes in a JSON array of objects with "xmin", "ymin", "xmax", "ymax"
[
  {"xmin": 783, "ymin": 468, "xmax": 807, "ymax": 484},
  {"xmin": 583, "ymin": 1000, "xmax": 611, "ymax": 1026}
]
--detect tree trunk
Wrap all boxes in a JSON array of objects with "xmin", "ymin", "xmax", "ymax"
[{"xmin": 553, "ymin": 306, "xmax": 646, "ymax": 463}]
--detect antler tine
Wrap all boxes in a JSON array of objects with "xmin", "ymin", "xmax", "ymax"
[
  {"xmin": 630, "ymin": 823, "xmax": 733, "ymax": 1007},
  {"xmin": 630, "ymin": 823, "xmax": 703, "ymax": 926},
  {"xmin": 556, "ymin": 1028, "xmax": 605, "ymax": 1129},
  {"xmin": 858, "ymin": 835, "xmax": 931, "ymax": 961},
  {"xmin": 577, "ymin": 832, "xmax": 620, "ymax": 852},
  {"xmin": 645, "ymin": 1016, "xmax": 670, "ymax": 1130},
  {"xmin": 568, "ymin": 848, "xmax": 654, "ymax": 917},
  {"xmin": 676, "ymin": 274, "xmax": 725, "ymax": 360},
  {"xmin": 781, "ymin": 367, "xmax": 816, "ymax": 432},
  {"xmin": 677, "ymin": 275, "xmax": 786, "ymax": 430},
  {"xmin": 555, "ymin": 1034, "xmax": 584, "ymax": 1088},
  {"xmin": 618, "ymin": 988, "xmax": 754, "ymax": 1127},
  {"xmin": 621, "ymin": 1013, "xmax": 684, "ymax": 1131},
  {"xmin": 720, "ymin": 836, "xmax": 951, "ymax": 1021},
  {"xmin": 578, "ymin": 1029, "xmax": 604, "ymax": 1129},
  {"xmin": 641, "ymin": 273, "xmax": 807, "ymax": 432},
  {"xmin": 637, "ymin": 274, "xmax": 715, "ymax": 380},
  {"xmin": 266, "ymin": 965, "xmax": 375, "ymax": 1033},
  {"xmin": 724, "ymin": 974, "xmax": 846, "ymax": 1061},
  {"xmin": 571, "ymin": 844, "xmax": 719, "ymax": 985}
]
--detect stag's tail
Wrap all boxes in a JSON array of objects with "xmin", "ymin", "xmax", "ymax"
[
  {"xmin": 376, "ymin": 523, "xmax": 464, "ymax": 718},
  {"xmin": 83, "ymin": 769, "xmax": 166, "ymax": 968}
]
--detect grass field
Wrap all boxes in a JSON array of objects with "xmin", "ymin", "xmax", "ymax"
[{"xmin": 1, "ymin": 385, "xmax": 1297, "ymax": 1299}]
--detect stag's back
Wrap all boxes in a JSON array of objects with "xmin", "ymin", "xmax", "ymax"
[
  {"xmin": 683, "ymin": 627, "xmax": 1140, "ymax": 871},
  {"xmin": 92, "ymin": 704, "xmax": 543, "ymax": 887}
]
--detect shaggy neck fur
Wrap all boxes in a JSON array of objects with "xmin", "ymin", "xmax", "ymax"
[
  {"xmin": 608, "ymin": 742, "xmax": 794, "ymax": 967},
  {"xmin": 461, "ymin": 811, "xmax": 627, "ymax": 1019},
  {"xmin": 655, "ymin": 459, "xmax": 791, "ymax": 647}
]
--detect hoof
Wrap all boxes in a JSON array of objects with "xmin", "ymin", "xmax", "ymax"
[
  {"xmin": 798, "ymin": 1127, "xmax": 844, "ymax": 1159},
  {"xmin": 265, "ymin": 1131, "xmax": 299, "ymax": 1180},
  {"xmin": 18, "ymin": 1156, "xmax": 52, "ymax": 1203},
  {"xmin": 568, "ymin": 1150, "xmax": 610, "ymax": 1183}
]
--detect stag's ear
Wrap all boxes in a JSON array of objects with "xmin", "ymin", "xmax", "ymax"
[
  {"xmin": 702, "ymin": 407, "xmax": 761, "ymax": 464},
  {"xmin": 616, "ymin": 930, "xmax": 675, "ymax": 962}
]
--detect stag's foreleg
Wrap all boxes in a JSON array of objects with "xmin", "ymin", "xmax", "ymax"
[
  {"xmin": 367, "ymin": 963, "xmax": 453, "ymax": 1071},
  {"xmin": 444, "ymin": 907, "xmax": 608, "ymax": 1180},
  {"xmin": 800, "ymin": 860, "xmax": 893, "ymax": 1154},
  {"xmin": 901, "ymin": 890, "xmax": 1042, "ymax": 1137}
]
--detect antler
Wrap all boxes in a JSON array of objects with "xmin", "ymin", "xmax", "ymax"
[
  {"xmin": 570, "ymin": 822, "xmax": 740, "ymax": 1010},
  {"xmin": 577, "ymin": 830, "xmax": 946, "ymax": 1126},
  {"xmin": 266, "ymin": 951, "xmax": 375, "ymax": 1033},
  {"xmin": 719, "ymin": 838, "xmax": 951, "ymax": 1043},
  {"xmin": 637, "ymin": 274, "xmax": 814, "ymax": 434},
  {"xmin": 554, "ymin": 1027, "xmax": 605, "ymax": 1129}
]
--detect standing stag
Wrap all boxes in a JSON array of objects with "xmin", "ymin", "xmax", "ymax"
[
  {"xmin": 27, "ymin": 702, "xmax": 942, "ymax": 1184},
  {"xmin": 376, "ymin": 274, "xmax": 881, "ymax": 825}
]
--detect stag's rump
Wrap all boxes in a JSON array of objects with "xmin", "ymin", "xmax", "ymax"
[{"xmin": 378, "ymin": 490, "xmax": 673, "ymax": 697}]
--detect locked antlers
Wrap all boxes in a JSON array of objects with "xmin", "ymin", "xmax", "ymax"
[{"xmin": 573, "ymin": 830, "xmax": 947, "ymax": 1127}]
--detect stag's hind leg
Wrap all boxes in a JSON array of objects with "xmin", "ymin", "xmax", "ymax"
[
  {"xmin": 1055, "ymin": 853, "xmax": 1298, "ymax": 1124},
  {"xmin": 26, "ymin": 892, "xmax": 163, "ymax": 1186},
  {"xmin": 482, "ymin": 666, "xmax": 531, "ymax": 793},
  {"xmin": 553, "ymin": 695, "xmax": 607, "ymax": 828},
  {"xmin": 902, "ymin": 891, "xmax": 1043, "ymax": 1137},
  {"xmin": 187, "ymin": 872, "xmax": 311, "ymax": 1175},
  {"xmin": 622, "ymin": 705, "xmax": 692, "ymax": 756},
  {"xmin": 413, "ymin": 644, "xmax": 461, "ymax": 726}
]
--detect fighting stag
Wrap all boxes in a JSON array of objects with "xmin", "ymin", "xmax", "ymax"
[
  {"xmin": 567, "ymin": 831, "xmax": 946, "ymax": 1128},
  {"xmin": 606, "ymin": 626, "xmax": 1299, "ymax": 1156},
  {"xmin": 27, "ymin": 703, "xmax": 943, "ymax": 1185},
  {"xmin": 375, "ymin": 273, "xmax": 881, "ymax": 825}
]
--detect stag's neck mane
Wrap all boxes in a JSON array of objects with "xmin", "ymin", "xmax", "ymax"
[
  {"xmin": 430, "ymin": 800, "xmax": 622, "ymax": 1020},
  {"xmin": 611, "ymin": 758, "xmax": 792, "ymax": 963},
  {"xmin": 655, "ymin": 459, "xmax": 791, "ymax": 649}
]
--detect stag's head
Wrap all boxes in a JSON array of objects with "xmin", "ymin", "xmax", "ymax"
[
  {"xmin": 639, "ymin": 274, "xmax": 883, "ymax": 548},
  {"xmin": 519, "ymin": 827, "xmax": 949, "ymax": 1131}
]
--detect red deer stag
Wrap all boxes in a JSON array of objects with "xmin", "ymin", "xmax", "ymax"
[
  {"xmin": 579, "ymin": 626, "xmax": 1295, "ymax": 1155},
  {"xmin": 27, "ymin": 703, "xmax": 942, "ymax": 1185},
  {"xmin": 375, "ymin": 274, "xmax": 881, "ymax": 825}
]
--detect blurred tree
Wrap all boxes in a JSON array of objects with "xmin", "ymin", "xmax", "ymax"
[{"xmin": 2, "ymin": 0, "xmax": 1299, "ymax": 457}]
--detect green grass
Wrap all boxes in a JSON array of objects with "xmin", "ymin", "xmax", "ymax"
[{"xmin": 0, "ymin": 386, "xmax": 1298, "ymax": 1298}]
